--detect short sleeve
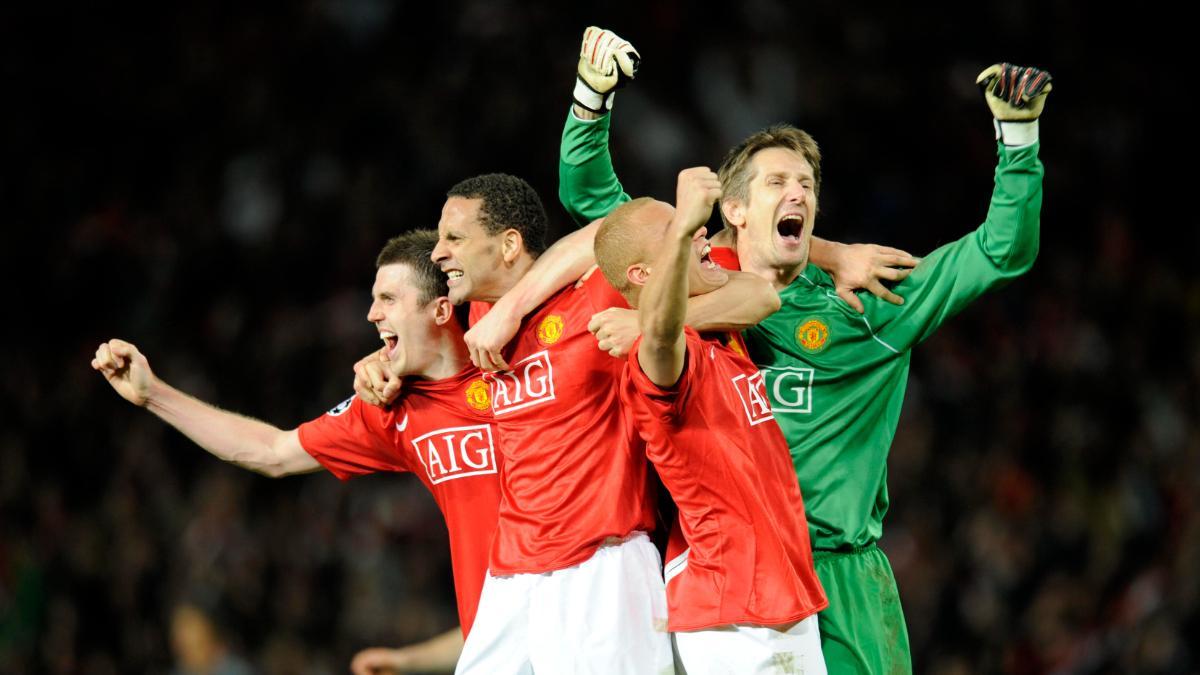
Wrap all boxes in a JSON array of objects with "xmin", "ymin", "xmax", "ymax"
[
  {"xmin": 297, "ymin": 396, "xmax": 411, "ymax": 480},
  {"xmin": 623, "ymin": 331, "xmax": 702, "ymax": 427}
]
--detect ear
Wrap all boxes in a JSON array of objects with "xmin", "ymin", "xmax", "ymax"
[
  {"xmin": 626, "ymin": 263, "xmax": 651, "ymax": 288},
  {"xmin": 720, "ymin": 197, "xmax": 748, "ymax": 231},
  {"xmin": 431, "ymin": 297, "xmax": 455, "ymax": 326},
  {"xmin": 501, "ymin": 229, "xmax": 525, "ymax": 264}
]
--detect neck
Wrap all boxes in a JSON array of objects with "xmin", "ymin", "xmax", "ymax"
[
  {"xmin": 477, "ymin": 255, "xmax": 537, "ymax": 303},
  {"xmin": 411, "ymin": 327, "xmax": 472, "ymax": 380},
  {"xmin": 738, "ymin": 248, "xmax": 807, "ymax": 291},
  {"xmin": 623, "ymin": 286, "xmax": 642, "ymax": 309}
]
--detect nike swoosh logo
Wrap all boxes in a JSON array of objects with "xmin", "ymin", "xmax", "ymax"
[{"xmin": 395, "ymin": 413, "xmax": 409, "ymax": 432}]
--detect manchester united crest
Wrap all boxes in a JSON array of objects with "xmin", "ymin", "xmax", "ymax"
[
  {"xmin": 796, "ymin": 318, "xmax": 830, "ymax": 353},
  {"xmin": 465, "ymin": 379, "xmax": 491, "ymax": 411},
  {"xmin": 537, "ymin": 314, "xmax": 565, "ymax": 345}
]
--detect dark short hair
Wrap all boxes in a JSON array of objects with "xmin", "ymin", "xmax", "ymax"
[
  {"xmin": 376, "ymin": 229, "xmax": 445, "ymax": 305},
  {"xmin": 446, "ymin": 173, "xmax": 548, "ymax": 256}
]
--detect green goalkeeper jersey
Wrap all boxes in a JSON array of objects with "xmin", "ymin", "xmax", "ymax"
[{"xmin": 560, "ymin": 110, "xmax": 1043, "ymax": 551}]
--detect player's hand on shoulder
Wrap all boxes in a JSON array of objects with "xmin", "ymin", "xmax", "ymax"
[
  {"xmin": 830, "ymin": 244, "xmax": 920, "ymax": 313},
  {"xmin": 464, "ymin": 307, "xmax": 516, "ymax": 372},
  {"xmin": 92, "ymin": 338, "xmax": 153, "ymax": 406}
]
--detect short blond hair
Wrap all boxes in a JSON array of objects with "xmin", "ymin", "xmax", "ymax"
[
  {"xmin": 595, "ymin": 197, "xmax": 660, "ymax": 302},
  {"xmin": 717, "ymin": 125, "xmax": 822, "ymax": 229}
]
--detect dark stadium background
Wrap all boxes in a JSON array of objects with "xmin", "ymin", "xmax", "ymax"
[{"xmin": 2, "ymin": 2, "xmax": 1192, "ymax": 673}]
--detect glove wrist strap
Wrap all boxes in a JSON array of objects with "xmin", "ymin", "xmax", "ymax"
[
  {"xmin": 573, "ymin": 77, "xmax": 613, "ymax": 114},
  {"xmin": 994, "ymin": 119, "xmax": 1039, "ymax": 147}
]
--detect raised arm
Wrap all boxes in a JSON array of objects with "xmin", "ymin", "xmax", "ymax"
[
  {"xmin": 92, "ymin": 338, "xmax": 321, "ymax": 477},
  {"xmin": 638, "ymin": 169, "xmax": 723, "ymax": 387},
  {"xmin": 560, "ymin": 26, "xmax": 916, "ymax": 312},
  {"xmin": 559, "ymin": 26, "xmax": 638, "ymax": 225},
  {"xmin": 865, "ymin": 63, "xmax": 1051, "ymax": 349}
]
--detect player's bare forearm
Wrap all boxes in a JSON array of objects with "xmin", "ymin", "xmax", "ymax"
[
  {"xmin": 637, "ymin": 167, "xmax": 722, "ymax": 385},
  {"xmin": 350, "ymin": 628, "xmax": 464, "ymax": 675},
  {"xmin": 637, "ymin": 228, "xmax": 691, "ymax": 387},
  {"xmin": 396, "ymin": 627, "xmax": 464, "ymax": 671},
  {"xmin": 807, "ymin": 237, "xmax": 840, "ymax": 272},
  {"xmin": 144, "ymin": 381, "xmax": 321, "ymax": 477},
  {"xmin": 685, "ymin": 270, "xmax": 779, "ymax": 331},
  {"xmin": 93, "ymin": 338, "xmax": 321, "ymax": 476}
]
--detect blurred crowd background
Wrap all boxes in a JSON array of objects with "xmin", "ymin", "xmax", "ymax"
[{"xmin": 2, "ymin": 1, "xmax": 1192, "ymax": 673}]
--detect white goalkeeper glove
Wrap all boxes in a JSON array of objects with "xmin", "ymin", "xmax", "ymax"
[
  {"xmin": 976, "ymin": 63, "xmax": 1053, "ymax": 146},
  {"xmin": 573, "ymin": 26, "xmax": 640, "ymax": 114}
]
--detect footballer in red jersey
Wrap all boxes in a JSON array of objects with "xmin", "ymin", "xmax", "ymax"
[
  {"xmin": 593, "ymin": 171, "xmax": 828, "ymax": 673},
  {"xmin": 298, "ymin": 366, "xmax": 498, "ymax": 636},
  {"xmin": 94, "ymin": 231, "xmax": 498, "ymax": 674},
  {"xmin": 418, "ymin": 173, "xmax": 673, "ymax": 674}
]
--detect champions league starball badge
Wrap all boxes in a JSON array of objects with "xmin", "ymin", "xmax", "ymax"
[{"xmin": 327, "ymin": 396, "xmax": 354, "ymax": 416}]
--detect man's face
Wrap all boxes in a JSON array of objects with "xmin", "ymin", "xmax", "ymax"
[
  {"xmin": 431, "ymin": 197, "xmax": 508, "ymax": 304},
  {"xmin": 727, "ymin": 147, "xmax": 818, "ymax": 273},
  {"xmin": 366, "ymin": 264, "xmax": 437, "ymax": 361},
  {"xmin": 637, "ymin": 200, "xmax": 728, "ymax": 299}
]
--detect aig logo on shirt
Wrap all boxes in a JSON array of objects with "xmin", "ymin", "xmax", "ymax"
[
  {"xmin": 487, "ymin": 350, "xmax": 556, "ymax": 416},
  {"xmin": 730, "ymin": 371, "xmax": 775, "ymax": 426},
  {"xmin": 761, "ymin": 367, "xmax": 814, "ymax": 414},
  {"xmin": 411, "ymin": 424, "xmax": 498, "ymax": 484}
]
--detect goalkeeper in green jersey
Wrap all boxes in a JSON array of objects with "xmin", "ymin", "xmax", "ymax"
[{"xmin": 560, "ymin": 27, "xmax": 1050, "ymax": 675}]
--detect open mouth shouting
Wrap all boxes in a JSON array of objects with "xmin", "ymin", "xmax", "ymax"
[
  {"xmin": 694, "ymin": 238, "xmax": 728, "ymax": 289},
  {"xmin": 776, "ymin": 213, "xmax": 806, "ymax": 246},
  {"xmin": 379, "ymin": 329, "xmax": 400, "ymax": 358}
]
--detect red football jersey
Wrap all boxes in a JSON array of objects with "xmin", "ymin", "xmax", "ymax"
[
  {"xmin": 622, "ymin": 328, "xmax": 827, "ymax": 631},
  {"xmin": 484, "ymin": 271, "xmax": 657, "ymax": 574},
  {"xmin": 297, "ymin": 366, "xmax": 500, "ymax": 636}
]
